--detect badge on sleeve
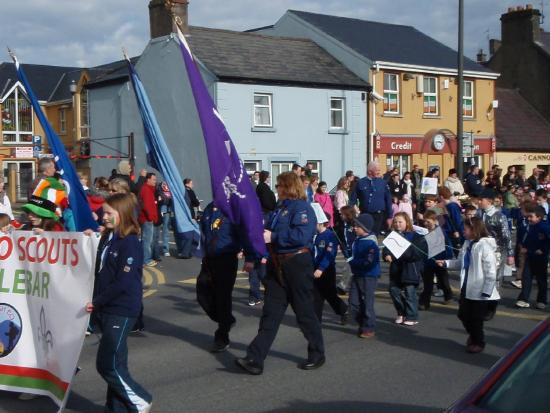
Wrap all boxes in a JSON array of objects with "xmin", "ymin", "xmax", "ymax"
[
  {"xmin": 319, "ymin": 240, "xmax": 326, "ymax": 248},
  {"xmin": 301, "ymin": 213, "xmax": 308, "ymax": 224},
  {"xmin": 123, "ymin": 266, "xmax": 131, "ymax": 273}
]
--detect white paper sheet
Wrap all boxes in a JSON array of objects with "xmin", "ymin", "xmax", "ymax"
[
  {"xmin": 425, "ymin": 226, "xmax": 446, "ymax": 258},
  {"xmin": 382, "ymin": 231, "xmax": 412, "ymax": 259}
]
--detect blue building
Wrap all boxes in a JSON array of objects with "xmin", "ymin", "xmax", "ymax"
[{"xmin": 86, "ymin": 7, "xmax": 368, "ymax": 201}]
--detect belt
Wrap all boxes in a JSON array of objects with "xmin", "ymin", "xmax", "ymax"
[{"xmin": 274, "ymin": 248, "xmax": 310, "ymax": 261}]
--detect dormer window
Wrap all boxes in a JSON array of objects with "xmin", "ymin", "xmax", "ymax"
[{"xmin": 1, "ymin": 87, "xmax": 33, "ymax": 144}]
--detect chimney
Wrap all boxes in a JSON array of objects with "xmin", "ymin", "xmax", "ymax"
[
  {"xmin": 500, "ymin": 4, "xmax": 541, "ymax": 45},
  {"xmin": 149, "ymin": 0, "xmax": 189, "ymax": 39},
  {"xmin": 476, "ymin": 49, "xmax": 487, "ymax": 63},
  {"xmin": 489, "ymin": 39, "xmax": 501, "ymax": 55}
]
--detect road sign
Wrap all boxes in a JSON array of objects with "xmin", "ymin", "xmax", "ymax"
[
  {"xmin": 462, "ymin": 134, "xmax": 473, "ymax": 158},
  {"xmin": 33, "ymin": 135, "xmax": 42, "ymax": 158}
]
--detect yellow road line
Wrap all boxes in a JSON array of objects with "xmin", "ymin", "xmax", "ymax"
[
  {"xmin": 143, "ymin": 269, "xmax": 154, "ymax": 289},
  {"xmin": 143, "ymin": 289, "xmax": 157, "ymax": 298},
  {"xmin": 147, "ymin": 266, "xmax": 166, "ymax": 284},
  {"xmin": 176, "ymin": 277, "xmax": 546, "ymax": 322}
]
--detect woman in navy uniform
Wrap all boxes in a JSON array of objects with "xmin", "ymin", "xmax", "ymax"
[
  {"xmin": 200, "ymin": 202, "xmax": 255, "ymax": 352},
  {"xmin": 85, "ymin": 193, "xmax": 152, "ymax": 413},
  {"xmin": 236, "ymin": 172, "xmax": 324, "ymax": 375}
]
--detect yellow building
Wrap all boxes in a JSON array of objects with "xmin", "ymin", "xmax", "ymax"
[
  {"xmin": 0, "ymin": 63, "xmax": 90, "ymax": 202},
  {"xmin": 371, "ymin": 65, "xmax": 499, "ymax": 179}
]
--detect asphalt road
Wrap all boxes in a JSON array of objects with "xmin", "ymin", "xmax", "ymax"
[{"xmin": 0, "ymin": 254, "xmax": 547, "ymax": 413}]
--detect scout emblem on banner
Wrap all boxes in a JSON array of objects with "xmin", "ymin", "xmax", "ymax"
[{"xmin": 0, "ymin": 231, "xmax": 99, "ymax": 412}]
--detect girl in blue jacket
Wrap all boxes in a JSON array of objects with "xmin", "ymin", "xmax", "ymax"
[{"xmin": 86, "ymin": 193, "xmax": 152, "ymax": 413}]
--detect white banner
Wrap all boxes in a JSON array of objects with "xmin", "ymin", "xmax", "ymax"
[{"xmin": 0, "ymin": 231, "xmax": 98, "ymax": 411}]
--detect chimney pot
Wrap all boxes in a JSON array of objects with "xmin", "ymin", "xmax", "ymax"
[
  {"xmin": 526, "ymin": 4, "xmax": 533, "ymax": 9},
  {"xmin": 517, "ymin": 6, "xmax": 524, "ymax": 11},
  {"xmin": 508, "ymin": 7, "xmax": 515, "ymax": 12}
]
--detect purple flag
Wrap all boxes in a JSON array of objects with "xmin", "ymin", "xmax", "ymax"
[{"xmin": 175, "ymin": 27, "xmax": 266, "ymax": 256}]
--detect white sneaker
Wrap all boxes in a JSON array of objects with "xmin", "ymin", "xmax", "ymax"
[
  {"xmin": 164, "ymin": 252, "xmax": 170, "ymax": 257},
  {"xmin": 536, "ymin": 302, "xmax": 546, "ymax": 310},
  {"xmin": 515, "ymin": 300, "xmax": 530, "ymax": 308},
  {"xmin": 433, "ymin": 289, "xmax": 444, "ymax": 297},
  {"xmin": 510, "ymin": 280, "xmax": 522, "ymax": 289},
  {"xmin": 394, "ymin": 316, "xmax": 404, "ymax": 324}
]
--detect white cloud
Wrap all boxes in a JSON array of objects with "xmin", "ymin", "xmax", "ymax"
[{"xmin": 0, "ymin": 0, "xmax": 546, "ymax": 67}]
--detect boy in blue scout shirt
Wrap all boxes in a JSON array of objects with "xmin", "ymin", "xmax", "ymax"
[
  {"xmin": 312, "ymin": 213, "xmax": 348, "ymax": 324},
  {"xmin": 347, "ymin": 213, "xmax": 380, "ymax": 338},
  {"xmin": 200, "ymin": 202, "xmax": 255, "ymax": 353},
  {"xmin": 516, "ymin": 206, "xmax": 550, "ymax": 310},
  {"xmin": 511, "ymin": 201, "xmax": 537, "ymax": 289}
]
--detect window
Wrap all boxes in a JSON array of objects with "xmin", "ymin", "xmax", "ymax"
[
  {"xmin": 306, "ymin": 160, "xmax": 322, "ymax": 179},
  {"xmin": 330, "ymin": 98, "xmax": 345, "ymax": 129},
  {"xmin": 59, "ymin": 108, "xmax": 66, "ymax": 134},
  {"xmin": 80, "ymin": 89, "xmax": 89, "ymax": 138},
  {"xmin": 386, "ymin": 155, "xmax": 410, "ymax": 178},
  {"xmin": 253, "ymin": 93, "xmax": 272, "ymax": 127},
  {"xmin": 383, "ymin": 73, "xmax": 399, "ymax": 113},
  {"xmin": 463, "ymin": 80, "xmax": 474, "ymax": 118},
  {"xmin": 3, "ymin": 161, "xmax": 35, "ymax": 201},
  {"xmin": 270, "ymin": 162, "xmax": 293, "ymax": 180},
  {"xmin": 423, "ymin": 76, "xmax": 438, "ymax": 115},
  {"xmin": 244, "ymin": 161, "xmax": 262, "ymax": 176},
  {"xmin": 1, "ymin": 87, "xmax": 33, "ymax": 144}
]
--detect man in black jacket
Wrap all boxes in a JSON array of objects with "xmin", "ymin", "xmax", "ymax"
[
  {"xmin": 256, "ymin": 171, "xmax": 276, "ymax": 219},
  {"xmin": 184, "ymin": 178, "xmax": 201, "ymax": 219}
]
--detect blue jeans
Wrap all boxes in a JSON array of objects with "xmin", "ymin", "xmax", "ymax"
[
  {"xmin": 160, "ymin": 212, "xmax": 171, "ymax": 254},
  {"xmin": 249, "ymin": 261, "xmax": 266, "ymax": 300},
  {"xmin": 349, "ymin": 276, "xmax": 378, "ymax": 332},
  {"xmin": 389, "ymin": 281, "xmax": 419, "ymax": 321},
  {"xmin": 141, "ymin": 222, "xmax": 159, "ymax": 264},
  {"xmin": 96, "ymin": 313, "xmax": 152, "ymax": 412}
]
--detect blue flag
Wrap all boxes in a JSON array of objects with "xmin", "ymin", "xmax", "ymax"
[
  {"xmin": 175, "ymin": 27, "xmax": 266, "ymax": 257},
  {"xmin": 10, "ymin": 53, "xmax": 98, "ymax": 231},
  {"xmin": 125, "ymin": 56, "xmax": 199, "ymax": 237}
]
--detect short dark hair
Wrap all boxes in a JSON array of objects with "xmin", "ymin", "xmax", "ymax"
[
  {"xmin": 145, "ymin": 172, "xmax": 156, "ymax": 181},
  {"xmin": 532, "ymin": 206, "xmax": 547, "ymax": 219},
  {"xmin": 259, "ymin": 171, "xmax": 269, "ymax": 183},
  {"xmin": 183, "ymin": 178, "xmax": 192, "ymax": 185},
  {"xmin": 292, "ymin": 163, "xmax": 302, "ymax": 171},
  {"xmin": 345, "ymin": 170, "xmax": 354, "ymax": 178},
  {"xmin": 535, "ymin": 189, "xmax": 548, "ymax": 198}
]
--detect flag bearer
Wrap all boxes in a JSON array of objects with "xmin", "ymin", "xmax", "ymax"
[
  {"xmin": 236, "ymin": 172, "xmax": 324, "ymax": 375},
  {"xmin": 200, "ymin": 202, "xmax": 255, "ymax": 352}
]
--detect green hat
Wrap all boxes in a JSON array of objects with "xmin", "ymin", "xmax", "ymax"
[
  {"xmin": 22, "ymin": 177, "xmax": 67, "ymax": 221},
  {"xmin": 22, "ymin": 196, "xmax": 59, "ymax": 220}
]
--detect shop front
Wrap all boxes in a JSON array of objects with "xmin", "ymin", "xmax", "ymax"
[
  {"xmin": 374, "ymin": 131, "xmax": 495, "ymax": 180},
  {"xmin": 495, "ymin": 152, "xmax": 550, "ymax": 176}
]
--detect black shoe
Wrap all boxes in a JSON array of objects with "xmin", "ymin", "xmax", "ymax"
[
  {"xmin": 210, "ymin": 341, "xmax": 230, "ymax": 353},
  {"xmin": 177, "ymin": 255, "xmax": 192, "ymax": 259},
  {"xmin": 235, "ymin": 357, "xmax": 263, "ymax": 375},
  {"xmin": 336, "ymin": 287, "xmax": 347, "ymax": 296},
  {"xmin": 418, "ymin": 304, "xmax": 429, "ymax": 311},
  {"xmin": 340, "ymin": 312, "xmax": 348, "ymax": 325},
  {"xmin": 298, "ymin": 356, "xmax": 325, "ymax": 370}
]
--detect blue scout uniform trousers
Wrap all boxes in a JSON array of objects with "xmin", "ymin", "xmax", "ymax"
[
  {"xmin": 313, "ymin": 265, "xmax": 348, "ymax": 321},
  {"xmin": 96, "ymin": 313, "xmax": 152, "ymax": 413},
  {"xmin": 246, "ymin": 253, "xmax": 324, "ymax": 366}
]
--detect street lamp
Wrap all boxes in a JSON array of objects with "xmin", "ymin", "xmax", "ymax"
[{"xmin": 69, "ymin": 80, "xmax": 77, "ymax": 95}]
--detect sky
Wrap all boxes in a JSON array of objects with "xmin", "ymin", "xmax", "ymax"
[{"xmin": 0, "ymin": 0, "xmax": 547, "ymax": 68}]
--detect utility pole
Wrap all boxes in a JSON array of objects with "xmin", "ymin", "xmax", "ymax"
[{"xmin": 457, "ymin": 0, "xmax": 464, "ymax": 178}]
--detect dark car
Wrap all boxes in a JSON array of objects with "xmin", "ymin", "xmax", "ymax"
[{"xmin": 446, "ymin": 316, "xmax": 550, "ymax": 413}]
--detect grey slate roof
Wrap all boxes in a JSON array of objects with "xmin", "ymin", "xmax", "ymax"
[
  {"xmin": 495, "ymin": 88, "xmax": 550, "ymax": 151},
  {"xmin": 0, "ymin": 62, "xmax": 79, "ymax": 101},
  {"xmin": 286, "ymin": 10, "xmax": 493, "ymax": 73},
  {"xmin": 187, "ymin": 26, "xmax": 368, "ymax": 88}
]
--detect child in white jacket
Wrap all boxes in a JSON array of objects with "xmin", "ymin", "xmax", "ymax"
[{"xmin": 437, "ymin": 216, "xmax": 499, "ymax": 353}]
